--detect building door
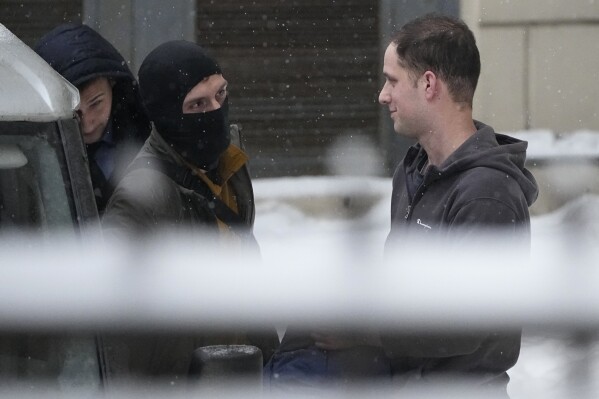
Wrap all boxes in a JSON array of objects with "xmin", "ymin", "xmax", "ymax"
[{"xmin": 197, "ymin": 0, "xmax": 380, "ymax": 177}]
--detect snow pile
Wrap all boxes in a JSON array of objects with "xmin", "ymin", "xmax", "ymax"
[{"xmin": 510, "ymin": 130, "xmax": 599, "ymax": 159}]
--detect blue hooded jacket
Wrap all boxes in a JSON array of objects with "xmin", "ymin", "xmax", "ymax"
[{"xmin": 34, "ymin": 23, "xmax": 151, "ymax": 212}]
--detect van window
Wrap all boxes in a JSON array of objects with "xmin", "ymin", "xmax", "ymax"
[
  {"xmin": 0, "ymin": 122, "xmax": 101, "ymax": 390},
  {"xmin": 0, "ymin": 126, "xmax": 75, "ymax": 232}
]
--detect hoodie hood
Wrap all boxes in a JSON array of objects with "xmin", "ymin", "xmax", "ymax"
[
  {"xmin": 405, "ymin": 121, "xmax": 538, "ymax": 206},
  {"xmin": 34, "ymin": 23, "xmax": 150, "ymax": 145},
  {"xmin": 34, "ymin": 23, "xmax": 133, "ymax": 87}
]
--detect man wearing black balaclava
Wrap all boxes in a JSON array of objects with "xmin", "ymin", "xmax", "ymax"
[
  {"xmin": 101, "ymin": 41, "xmax": 279, "ymax": 382},
  {"xmin": 103, "ymin": 40, "xmax": 258, "ymax": 240}
]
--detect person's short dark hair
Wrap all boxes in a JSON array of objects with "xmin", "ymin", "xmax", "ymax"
[{"xmin": 391, "ymin": 13, "xmax": 480, "ymax": 106}]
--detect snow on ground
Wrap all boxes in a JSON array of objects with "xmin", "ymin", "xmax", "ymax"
[
  {"xmin": 512, "ymin": 130, "xmax": 599, "ymax": 159},
  {"xmin": 252, "ymin": 174, "xmax": 599, "ymax": 399}
]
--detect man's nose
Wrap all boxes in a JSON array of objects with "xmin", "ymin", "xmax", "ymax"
[
  {"xmin": 378, "ymin": 88, "xmax": 389, "ymax": 105},
  {"xmin": 206, "ymin": 98, "xmax": 222, "ymax": 112},
  {"xmin": 78, "ymin": 111, "xmax": 92, "ymax": 132}
]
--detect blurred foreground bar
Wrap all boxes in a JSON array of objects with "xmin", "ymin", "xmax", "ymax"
[{"xmin": 0, "ymin": 229, "xmax": 596, "ymax": 333}]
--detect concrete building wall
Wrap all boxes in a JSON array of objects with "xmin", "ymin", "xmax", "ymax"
[
  {"xmin": 83, "ymin": 0, "xmax": 195, "ymax": 73},
  {"xmin": 461, "ymin": 0, "xmax": 599, "ymax": 133}
]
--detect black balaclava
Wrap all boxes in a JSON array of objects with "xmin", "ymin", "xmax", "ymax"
[{"xmin": 138, "ymin": 40, "xmax": 230, "ymax": 170}]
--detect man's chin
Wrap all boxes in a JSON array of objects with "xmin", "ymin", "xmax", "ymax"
[
  {"xmin": 394, "ymin": 126, "xmax": 417, "ymax": 140},
  {"xmin": 83, "ymin": 132, "xmax": 102, "ymax": 145},
  {"xmin": 394, "ymin": 123, "xmax": 406, "ymax": 136}
]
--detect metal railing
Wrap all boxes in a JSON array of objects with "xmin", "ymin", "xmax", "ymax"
[{"xmin": 0, "ymin": 227, "xmax": 597, "ymax": 398}]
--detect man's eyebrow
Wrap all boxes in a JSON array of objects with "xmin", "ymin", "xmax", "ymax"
[
  {"xmin": 186, "ymin": 91, "xmax": 207, "ymax": 101},
  {"xmin": 87, "ymin": 93, "xmax": 105, "ymax": 103}
]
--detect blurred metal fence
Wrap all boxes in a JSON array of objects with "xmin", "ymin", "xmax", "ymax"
[{"xmin": 0, "ymin": 229, "xmax": 597, "ymax": 398}]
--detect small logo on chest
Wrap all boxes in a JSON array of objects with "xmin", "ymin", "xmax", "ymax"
[{"xmin": 416, "ymin": 219, "xmax": 432, "ymax": 230}]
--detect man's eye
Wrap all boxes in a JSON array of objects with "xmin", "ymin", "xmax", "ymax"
[{"xmin": 193, "ymin": 100, "xmax": 206, "ymax": 109}]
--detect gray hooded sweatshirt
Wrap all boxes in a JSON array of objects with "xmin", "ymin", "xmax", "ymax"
[{"xmin": 383, "ymin": 121, "xmax": 539, "ymax": 394}]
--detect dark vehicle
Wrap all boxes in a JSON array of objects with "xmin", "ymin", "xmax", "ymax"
[{"xmin": 0, "ymin": 23, "xmax": 103, "ymax": 391}]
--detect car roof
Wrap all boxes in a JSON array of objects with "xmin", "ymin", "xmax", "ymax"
[{"xmin": 0, "ymin": 23, "xmax": 79, "ymax": 122}]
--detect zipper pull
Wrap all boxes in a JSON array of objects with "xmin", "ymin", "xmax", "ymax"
[{"xmin": 404, "ymin": 205, "xmax": 411, "ymax": 219}]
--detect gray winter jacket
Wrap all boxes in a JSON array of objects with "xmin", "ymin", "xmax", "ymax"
[
  {"xmin": 102, "ymin": 124, "xmax": 255, "ymax": 239},
  {"xmin": 100, "ymin": 125, "xmax": 279, "ymax": 383}
]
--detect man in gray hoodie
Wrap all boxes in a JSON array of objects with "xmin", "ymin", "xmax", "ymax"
[{"xmin": 312, "ymin": 13, "xmax": 539, "ymax": 397}]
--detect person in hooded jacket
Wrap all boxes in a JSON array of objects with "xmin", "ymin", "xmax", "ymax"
[
  {"xmin": 268, "ymin": 14, "xmax": 538, "ymax": 398},
  {"xmin": 100, "ymin": 40, "xmax": 279, "ymax": 384},
  {"xmin": 373, "ymin": 16, "xmax": 538, "ymax": 398},
  {"xmin": 34, "ymin": 23, "xmax": 151, "ymax": 213}
]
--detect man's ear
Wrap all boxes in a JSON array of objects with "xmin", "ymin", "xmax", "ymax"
[{"xmin": 422, "ymin": 70, "xmax": 438, "ymax": 101}]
